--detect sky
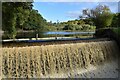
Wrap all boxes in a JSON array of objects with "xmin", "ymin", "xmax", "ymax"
[{"xmin": 33, "ymin": 2, "xmax": 119, "ymax": 23}]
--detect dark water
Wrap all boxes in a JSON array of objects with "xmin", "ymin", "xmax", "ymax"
[{"xmin": 2, "ymin": 31, "xmax": 95, "ymax": 39}]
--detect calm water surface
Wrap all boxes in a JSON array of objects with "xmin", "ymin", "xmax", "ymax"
[{"xmin": 45, "ymin": 31, "xmax": 95, "ymax": 35}]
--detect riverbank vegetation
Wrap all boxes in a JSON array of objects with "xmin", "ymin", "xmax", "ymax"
[
  {"xmin": 2, "ymin": 2, "xmax": 120, "ymax": 39},
  {"xmin": 112, "ymin": 28, "xmax": 120, "ymax": 36},
  {"xmin": 2, "ymin": 2, "xmax": 95, "ymax": 39}
]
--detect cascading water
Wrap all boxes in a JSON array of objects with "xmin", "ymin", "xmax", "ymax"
[{"xmin": 2, "ymin": 40, "xmax": 119, "ymax": 78}]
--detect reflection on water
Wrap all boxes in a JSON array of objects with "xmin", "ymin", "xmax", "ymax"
[
  {"xmin": 45, "ymin": 31, "xmax": 95, "ymax": 35},
  {"xmin": 2, "ymin": 31, "xmax": 95, "ymax": 39}
]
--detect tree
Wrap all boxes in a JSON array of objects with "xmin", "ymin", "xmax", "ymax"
[
  {"xmin": 111, "ymin": 13, "xmax": 120, "ymax": 27},
  {"xmin": 82, "ymin": 18, "xmax": 94, "ymax": 25},
  {"xmin": 23, "ymin": 9, "xmax": 47, "ymax": 31},
  {"xmin": 118, "ymin": 13, "xmax": 120, "ymax": 27},
  {"xmin": 63, "ymin": 24, "xmax": 75, "ymax": 30},
  {"xmin": 81, "ymin": 4, "xmax": 113, "ymax": 29},
  {"xmin": 76, "ymin": 20, "xmax": 85, "ymax": 25},
  {"xmin": 2, "ymin": 2, "xmax": 33, "ymax": 39},
  {"xmin": 111, "ymin": 13, "xmax": 118, "ymax": 27},
  {"xmin": 16, "ymin": 3, "xmax": 33, "ymax": 30}
]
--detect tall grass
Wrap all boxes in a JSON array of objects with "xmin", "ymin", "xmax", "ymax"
[{"xmin": 2, "ymin": 41, "xmax": 119, "ymax": 78}]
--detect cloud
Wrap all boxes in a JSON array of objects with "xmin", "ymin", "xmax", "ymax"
[
  {"xmin": 66, "ymin": 2, "xmax": 118, "ymax": 19},
  {"xmin": 66, "ymin": 10, "xmax": 82, "ymax": 18},
  {"xmin": 34, "ymin": 0, "xmax": 119, "ymax": 2},
  {"xmin": 98, "ymin": 2, "xmax": 118, "ymax": 13}
]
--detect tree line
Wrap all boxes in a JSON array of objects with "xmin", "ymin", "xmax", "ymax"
[
  {"xmin": 2, "ymin": 2, "xmax": 120, "ymax": 39},
  {"xmin": 2, "ymin": 2, "xmax": 47, "ymax": 39}
]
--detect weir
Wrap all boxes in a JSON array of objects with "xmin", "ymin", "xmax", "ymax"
[{"xmin": 2, "ymin": 40, "xmax": 120, "ymax": 78}]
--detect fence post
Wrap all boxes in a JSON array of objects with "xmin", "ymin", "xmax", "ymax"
[{"xmin": 36, "ymin": 33, "xmax": 38, "ymax": 40}]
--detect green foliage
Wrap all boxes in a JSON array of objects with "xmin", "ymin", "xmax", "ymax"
[
  {"xmin": 58, "ymin": 18, "xmax": 96, "ymax": 31},
  {"xmin": 82, "ymin": 24, "xmax": 90, "ymax": 31},
  {"xmin": 23, "ymin": 9, "xmax": 47, "ymax": 31},
  {"xmin": 43, "ymin": 26, "xmax": 57, "ymax": 31},
  {"xmin": 2, "ymin": 2, "xmax": 33, "ymax": 39},
  {"xmin": 2, "ymin": 2, "xmax": 97, "ymax": 39},
  {"xmin": 74, "ymin": 25, "xmax": 82, "ymax": 30},
  {"xmin": 62, "ymin": 24, "xmax": 95, "ymax": 31},
  {"xmin": 111, "ymin": 13, "xmax": 120, "ymax": 27},
  {"xmin": 118, "ymin": 13, "xmax": 120, "ymax": 27},
  {"xmin": 82, "ymin": 4, "xmax": 114, "ymax": 29},
  {"xmin": 83, "ymin": 18, "xmax": 94, "ymax": 25},
  {"xmin": 80, "ymin": 24, "xmax": 95, "ymax": 31},
  {"xmin": 112, "ymin": 27, "xmax": 120, "ymax": 36},
  {"xmin": 93, "ymin": 12, "xmax": 113, "ymax": 29},
  {"xmin": 63, "ymin": 24, "xmax": 75, "ymax": 30},
  {"xmin": 16, "ymin": 7, "xmax": 31, "ymax": 29}
]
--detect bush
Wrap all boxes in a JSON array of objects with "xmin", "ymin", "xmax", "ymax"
[{"xmin": 63, "ymin": 24, "xmax": 75, "ymax": 30}]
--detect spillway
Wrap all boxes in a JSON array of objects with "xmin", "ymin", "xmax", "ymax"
[{"xmin": 2, "ymin": 40, "xmax": 120, "ymax": 78}]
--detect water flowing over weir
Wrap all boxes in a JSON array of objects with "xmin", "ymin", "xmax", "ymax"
[{"xmin": 2, "ymin": 40, "xmax": 120, "ymax": 78}]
